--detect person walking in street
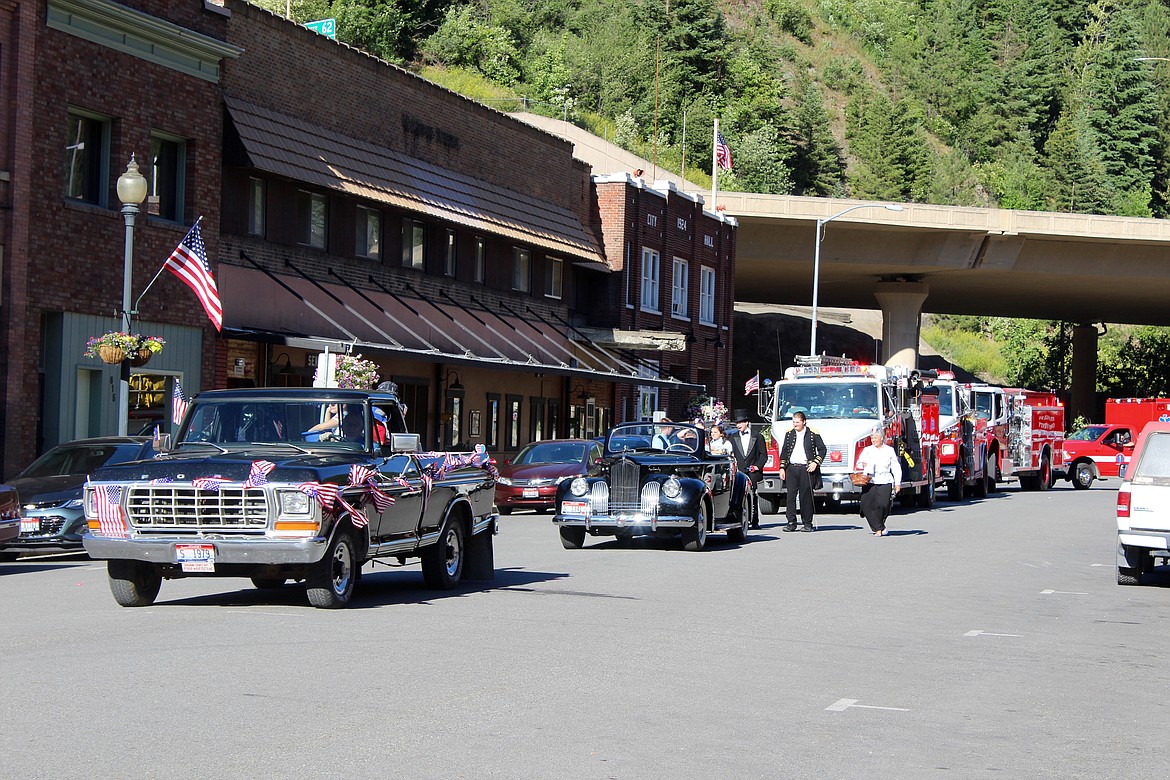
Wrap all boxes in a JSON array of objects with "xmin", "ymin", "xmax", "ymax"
[
  {"xmin": 855, "ymin": 425, "xmax": 902, "ymax": 536},
  {"xmin": 730, "ymin": 414, "xmax": 768, "ymax": 527},
  {"xmin": 779, "ymin": 411, "xmax": 828, "ymax": 532}
]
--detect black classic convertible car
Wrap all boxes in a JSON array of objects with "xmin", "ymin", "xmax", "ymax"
[{"xmin": 552, "ymin": 422, "xmax": 753, "ymax": 550}]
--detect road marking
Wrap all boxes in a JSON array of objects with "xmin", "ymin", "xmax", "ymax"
[
  {"xmin": 964, "ymin": 630, "xmax": 1021, "ymax": 637},
  {"xmin": 826, "ymin": 698, "xmax": 909, "ymax": 712},
  {"xmin": 1041, "ymin": 589, "xmax": 1088, "ymax": 595}
]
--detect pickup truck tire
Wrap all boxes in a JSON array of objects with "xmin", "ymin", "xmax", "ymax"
[
  {"xmin": 683, "ymin": 502, "xmax": 709, "ymax": 551},
  {"xmin": 251, "ymin": 577, "xmax": 287, "ymax": 589},
  {"xmin": 422, "ymin": 519, "xmax": 465, "ymax": 589},
  {"xmin": 559, "ymin": 526, "xmax": 586, "ymax": 549},
  {"xmin": 1071, "ymin": 462, "xmax": 1095, "ymax": 490},
  {"xmin": 757, "ymin": 494, "xmax": 776, "ymax": 517},
  {"xmin": 464, "ymin": 525, "xmax": 495, "ymax": 580},
  {"xmin": 108, "ymin": 560, "xmax": 162, "ymax": 607},
  {"xmin": 306, "ymin": 531, "xmax": 356, "ymax": 608}
]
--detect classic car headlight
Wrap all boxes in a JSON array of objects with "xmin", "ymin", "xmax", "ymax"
[
  {"xmin": 497, "ymin": 477, "xmax": 513, "ymax": 486},
  {"xmin": 279, "ymin": 491, "xmax": 312, "ymax": 515},
  {"xmin": 570, "ymin": 477, "xmax": 589, "ymax": 496},
  {"xmin": 662, "ymin": 477, "xmax": 682, "ymax": 498}
]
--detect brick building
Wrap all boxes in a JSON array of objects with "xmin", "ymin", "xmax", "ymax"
[{"xmin": 0, "ymin": 0, "xmax": 736, "ymax": 477}]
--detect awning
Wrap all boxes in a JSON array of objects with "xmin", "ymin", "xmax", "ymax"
[
  {"xmin": 220, "ymin": 260, "xmax": 703, "ymax": 392},
  {"xmin": 224, "ymin": 97, "xmax": 607, "ymax": 266}
]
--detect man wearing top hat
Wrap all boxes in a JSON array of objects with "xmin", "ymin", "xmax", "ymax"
[
  {"xmin": 778, "ymin": 411, "xmax": 828, "ymax": 532},
  {"xmin": 730, "ymin": 411, "xmax": 768, "ymax": 528}
]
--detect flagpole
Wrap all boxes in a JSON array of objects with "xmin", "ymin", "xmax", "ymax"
[
  {"xmin": 711, "ymin": 118, "xmax": 720, "ymax": 209},
  {"xmin": 134, "ymin": 215, "xmax": 204, "ymax": 314}
]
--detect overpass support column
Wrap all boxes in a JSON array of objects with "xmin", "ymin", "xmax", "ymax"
[
  {"xmin": 874, "ymin": 281, "xmax": 929, "ymax": 367},
  {"xmin": 1070, "ymin": 324, "xmax": 1098, "ymax": 427}
]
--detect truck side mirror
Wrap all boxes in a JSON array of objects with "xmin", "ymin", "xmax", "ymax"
[{"xmin": 387, "ymin": 433, "xmax": 421, "ymax": 454}]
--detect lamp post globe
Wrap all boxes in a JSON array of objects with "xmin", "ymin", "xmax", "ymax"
[
  {"xmin": 115, "ymin": 155, "xmax": 148, "ymax": 436},
  {"xmin": 810, "ymin": 203, "xmax": 904, "ymax": 358}
]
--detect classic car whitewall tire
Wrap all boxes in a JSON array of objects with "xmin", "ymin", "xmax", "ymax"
[
  {"xmin": 684, "ymin": 503, "xmax": 709, "ymax": 551},
  {"xmin": 108, "ymin": 559, "xmax": 162, "ymax": 607},
  {"xmin": 422, "ymin": 519, "xmax": 466, "ymax": 589},
  {"xmin": 559, "ymin": 526, "xmax": 586, "ymax": 549},
  {"xmin": 307, "ymin": 531, "xmax": 356, "ymax": 608}
]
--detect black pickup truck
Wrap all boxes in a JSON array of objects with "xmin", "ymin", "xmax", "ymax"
[{"xmin": 82, "ymin": 385, "xmax": 498, "ymax": 608}]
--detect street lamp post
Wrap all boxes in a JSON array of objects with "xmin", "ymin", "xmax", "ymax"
[
  {"xmin": 810, "ymin": 202, "xmax": 904, "ymax": 357},
  {"xmin": 116, "ymin": 155, "xmax": 148, "ymax": 436}
]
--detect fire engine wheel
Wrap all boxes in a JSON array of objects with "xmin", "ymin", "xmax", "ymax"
[
  {"xmin": 985, "ymin": 455, "xmax": 999, "ymax": 493},
  {"xmin": 1038, "ymin": 451, "xmax": 1053, "ymax": 491},
  {"xmin": 916, "ymin": 473, "xmax": 936, "ymax": 508},
  {"xmin": 1071, "ymin": 462, "xmax": 1095, "ymax": 490},
  {"xmin": 973, "ymin": 457, "xmax": 989, "ymax": 499},
  {"xmin": 947, "ymin": 466, "xmax": 965, "ymax": 502}
]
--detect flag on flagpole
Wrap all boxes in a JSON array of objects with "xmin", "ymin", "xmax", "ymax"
[
  {"xmin": 165, "ymin": 221, "xmax": 223, "ymax": 331},
  {"xmin": 745, "ymin": 372, "xmax": 760, "ymax": 396},
  {"xmin": 715, "ymin": 132, "xmax": 733, "ymax": 171},
  {"xmin": 172, "ymin": 380, "xmax": 191, "ymax": 425}
]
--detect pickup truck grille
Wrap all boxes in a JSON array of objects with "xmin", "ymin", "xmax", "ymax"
[
  {"xmin": 609, "ymin": 459, "xmax": 642, "ymax": 512},
  {"xmin": 125, "ymin": 485, "xmax": 269, "ymax": 530}
]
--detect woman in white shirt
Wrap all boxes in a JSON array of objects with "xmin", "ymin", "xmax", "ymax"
[
  {"xmin": 855, "ymin": 425, "xmax": 902, "ymax": 536},
  {"xmin": 708, "ymin": 423, "xmax": 733, "ymax": 456}
]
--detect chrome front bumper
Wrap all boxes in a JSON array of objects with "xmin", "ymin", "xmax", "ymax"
[
  {"xmin": 554, "ymin": 514, "xmax": 695, "ymax": 530},
  {"xmin": 83, "ymin": 533, "xmax": 329, "ymax": 565}
]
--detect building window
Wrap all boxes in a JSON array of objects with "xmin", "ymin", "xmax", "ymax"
[
  {"xmin": 700, "ymin": 266, "xmax": 716, "ymax": 325},
  {"xmin": 677, "ymin": 217, "xmax": 687, "ymax": 231},
  {"xmin": 506, "ymin": 394, "xmax": 522, "ymax": 449},
  {"xmin": 445, "ymin": 229, "xmax": 457, "ymax": 276},
  {"xmin": 247, "ymin": 177, "xmax": 265, "ymax": 237},
  {"xmin": 529, "ymin": 398, "xmax": 546, "ymax": 442},
  {"xmin": 545, "ymin": 258, "xmax": 563, "ymax": 299},
  {"xmin": 148, "ymin": 134, "xmax": 186, "ymax": 222},
  {"xmin": 671, "ymin": 257, "xmax": 689, "ymax": 318},
  {"xmin": 474, "ymin": 237, "xmax": 486, "ymax": 283},
  {"xmin": 704, "ymin": 234, "xmax": 714, "ymax": 248},
  {"xmin": 402, "ymin": 218, "xmax": 426, "ymax": 269},
  {"xmin": 64, "ymin": 111, "xmax": 109, "ymax": 206},
  {"xmin": 445, "ymin": 388, "xmax": 464, "ymax": 448},
  {"xmin": 297, "ymin": 190, "xmax": 327, "ymax": 249},
  {"xmin": 512, "ymin": 248, "xmax": 531, "ymax": 293},
  {"xmin": 640, "ymin": 248, "xmax": 660, "ymax": 312},
  {"xmin": 355, "ymin": 205, "xmax": 382, "ymax": 260},
  {"xmin": 486, "ymin": 394, "xmax": 500, "ymax": 450},
  {"xmin": 647, "ymin": 213, "xmax": 658, "ymax": 227},
  {"xmin": 624, "ymin": 242, "xmax": 633, "ymax": 308}
]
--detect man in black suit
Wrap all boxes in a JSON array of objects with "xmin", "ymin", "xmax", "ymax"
[
  {"xmin": 779, "ymin": 411, "xmax": 828, "ymax": 532},
  {"xmin": 730, "ymin": 414, "xmax": 768, "ymax": 528}
]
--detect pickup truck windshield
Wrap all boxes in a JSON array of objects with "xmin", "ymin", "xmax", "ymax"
[{"xmin": 180, "ymin": 400, "xmax": 369, "ymax": 449}]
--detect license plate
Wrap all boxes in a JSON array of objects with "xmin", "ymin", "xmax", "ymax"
[
  {"xmin": 176, "ymin": 543, "xmax": 216, "ymax": 572},
  {"xmin": 561, "ymin": 501, "xmax": 588, "ymax": 515},
  {"xmin": 522, "ymin": 488, "xmax": 539, "ymax": 498},
  {"xmin": 20, "ymin": 518, "xmax": 38, "ymax": 534}
]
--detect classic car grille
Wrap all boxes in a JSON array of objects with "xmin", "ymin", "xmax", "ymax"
[
  {"xmin": 125, "ymin": 485, "xmax": 269, "ymax": 530},
  {"xmin": 609, "ymin": 459, "xmax": 642, "ymax": 512}
]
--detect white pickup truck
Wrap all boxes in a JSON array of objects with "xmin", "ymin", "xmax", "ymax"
[{"xmin": 1116, "ymin": 421, "xmax": 1170, "ymax": 586}]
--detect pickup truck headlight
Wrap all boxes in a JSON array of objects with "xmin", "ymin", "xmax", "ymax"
[
  {"xmin": 279, "ymin": 491, "xmax": 312, "ymax": 515},
  {"xmin": 497, "ymin": 477, "xmax": 513, "ymax": 486},
  {"xmin": 662, "ymin": 477, "xmax": 682, "ymax": 498},
  {"xmin": 570, "ymin": 477, "xmax": 589, "ymax": 496}
]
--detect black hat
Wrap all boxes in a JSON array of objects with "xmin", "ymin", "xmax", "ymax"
[{"xmin": 732, "ymin": 410, "xmax": 753, "ymax": 423}]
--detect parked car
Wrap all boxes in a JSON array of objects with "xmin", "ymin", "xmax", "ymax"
[
  {"xmin": 0, "ymin": 484, "xmax": 20, "ymax": 550},
  {"xmin": 0, "ymin": 437, "xmax": 156, "ymax": 560},
  {"xmin": 1116, "ymin": 421, "xmax": 1170, "ymax": 585},
  {"xmin": 553, "ymin": 422, "xmax": 753, "ymax": 550},
  {"xmin": 496, "ymin": 439, "xmax": 602, "ymax": 514}
]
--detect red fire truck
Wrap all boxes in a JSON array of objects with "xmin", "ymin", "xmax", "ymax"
[
  {"xmin": 1061, "ymin": 398, "xmax": 1170, "ymax": 489},
  {"xmin": 755, "ymin": 356, "xmax": 941, "ymax": 513},
  {"xmin": 932, "ymin": 374, "xmax": 993, "ymax": 501}
]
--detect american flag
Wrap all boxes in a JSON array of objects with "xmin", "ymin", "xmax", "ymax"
[
  {"xmin": 244, "ymin": 460, "xmax": 276, "ymax": 488},
  {"xmin": 298, "ymin": 481, "xmax": 339, "ymax": 511},
  {"xmin": 164, "ymin": 221, "xmax": 223, "ymax": 331},
  {"xmin": 715, "ymin": 132, "xmax": 733, "ymax": 171},
  {"xmin": 95, "ymin": 485, "xmax": 129, "ymax": 538},
  {"xmin": 193, "ymin": 476, "xmax": 231, "ymax": 492},
  {"xmin": 745, "ymin": 372, "xmax": 760, "ymax": 396},
  {"xmin": 172, "ymin": 380, "xmax": 191, "ymax": 425}
]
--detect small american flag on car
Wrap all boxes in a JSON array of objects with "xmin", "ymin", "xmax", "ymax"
[
  {"xmin": 95, "ymin": 485, "xmax": 129, "ymax": 538},
  {"xmin": 244, "ymin": 460, "xmax": 276, "ymax": 488},
  {"xmin": 172, "ymin": 380, "xmax": 191, "ymax": 425}
]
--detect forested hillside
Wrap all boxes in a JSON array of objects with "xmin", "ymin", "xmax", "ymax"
[{"xmin": 260, "ymin": 0, "xmax": 1170, "ymax": 217}]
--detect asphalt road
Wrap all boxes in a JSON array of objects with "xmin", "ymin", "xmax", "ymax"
[{"xmin": 3, "ymin": 480, "xmax": 1168, "ymax": 779}]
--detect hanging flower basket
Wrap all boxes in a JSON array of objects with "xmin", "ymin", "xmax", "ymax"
[
  {"xmin": 334, "ymin": 354, "xmax": 381, "ymax": 390},
  {"xmin": 85, "ymin": 332, "xmax": 166, "ymax": 366},
  {"xmin": 97, "ymin": 344, "xmax": 127, "ymax": 365}
]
